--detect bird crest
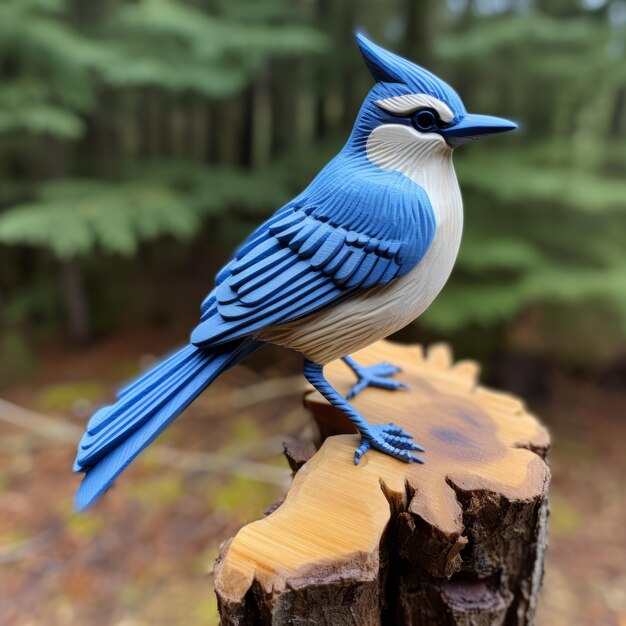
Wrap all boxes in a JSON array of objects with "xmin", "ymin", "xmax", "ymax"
[{"xmin": 356, "ymin": 33, "xmax": 466, "ymax": 123}]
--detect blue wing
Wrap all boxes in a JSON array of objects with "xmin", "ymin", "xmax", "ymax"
[{"xmin": 192, "ymin": 165, "xmax": 436, "ymax": 348}]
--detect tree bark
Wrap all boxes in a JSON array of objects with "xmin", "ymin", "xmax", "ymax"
[{"xmin": 215, "ymin": 340, "xmax": 550, "ymax": 625}]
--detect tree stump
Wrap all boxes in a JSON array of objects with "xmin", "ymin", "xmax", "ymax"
[{"xmin": 214, "ymin": 341, "xmax": 550, "ymax": 626}]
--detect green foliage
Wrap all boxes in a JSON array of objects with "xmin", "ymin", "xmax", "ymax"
[
  {"xmin": 0, "ymin": 0, "xmax": 327, "ymax": 138},
  {"xmin": 457, "ymin": 153, "xmax": 626, "ymax": 214},
  {"xmin": 100, "ymin": 0, "xmax": 326, "ymax": 96},
  {"xmin": 126, "ymin": 161, "xmax": 289, "ymax": 216},
  {"xmin": 0, "ymin": 83, "xmax": 85, "ymax": 138},
  {"xmin": 437, "ymin": 16, "xmax": 606, "ymax": 62},
  {"xmin": 0, "ymin": 165, "xmax": 289, "ymax": 257},
  {"xmin": 0, "ymin": 0, "xmax": 103, "ymax": 136},
  {"xmin": 0, "ymin": 179, "xmax": 198, "ymax": 257}
]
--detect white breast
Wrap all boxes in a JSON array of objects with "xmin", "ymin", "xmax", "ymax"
[{"xmin": 260, "ymin": 125, "xmax": 463, "ymax": 363}]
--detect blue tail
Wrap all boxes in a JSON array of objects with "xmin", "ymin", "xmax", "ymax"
[{"xmin": 74, "ymin": 339, "xmax": 261, "ymax": 510}]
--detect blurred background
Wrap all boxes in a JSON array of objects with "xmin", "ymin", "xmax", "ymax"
[{"xmin": 0, "ymin": 0, "xmax": 624, "ymax": 624}]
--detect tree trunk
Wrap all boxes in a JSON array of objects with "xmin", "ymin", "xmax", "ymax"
[
  {"xmin": 60, "ymin": 258, "xmax": 90, "ymax": 346},
  {"xmin": 215, "ymin": 340, "xmax": 550, "ymax": 625},
  {"xmin": 404, "ymin": 0, "xmax": 436, "ymax": 68}
]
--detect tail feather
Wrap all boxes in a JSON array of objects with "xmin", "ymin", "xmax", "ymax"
[
  {"xmin": 74, "ymin": 339, "xmax": 260, "ymax": 510},
  {"xmin": 85, "ymin": 345, "xmax": 199, "ymax": 435},
  {"xmin": 78, "ymin": 350, "xmax": 214, "ymax": 464},
  {"xmin": 115, "ymin": 344, "xmax": 197, "ymax": 401}
]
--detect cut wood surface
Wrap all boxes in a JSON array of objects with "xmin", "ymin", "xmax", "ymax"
[{"xmin": 215, "ymin": 340, "xmax": 550, "ymax": 626}]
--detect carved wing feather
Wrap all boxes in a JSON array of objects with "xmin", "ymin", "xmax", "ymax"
[{"xmin": 191, "ymin": 174, "xmax": 436, "ymax": 348}]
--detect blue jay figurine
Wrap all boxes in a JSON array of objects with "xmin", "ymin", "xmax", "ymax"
[{"xmin": 74, "ymin": 34, "xmax": 516, "ymax": 510}]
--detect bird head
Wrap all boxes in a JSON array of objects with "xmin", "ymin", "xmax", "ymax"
[{"xmin": 351, "ymin": 34, "xmax": 516, "ymax": 153}]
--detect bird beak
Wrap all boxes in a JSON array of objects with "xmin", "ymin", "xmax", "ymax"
[{"xmin": 441, "ymin": 113, "xmax": 517, "ymax": 148}]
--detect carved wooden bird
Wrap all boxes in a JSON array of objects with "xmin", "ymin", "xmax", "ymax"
[{"xmin": 74, "ymin": 34, "xmax": 516, "ymax": 509}]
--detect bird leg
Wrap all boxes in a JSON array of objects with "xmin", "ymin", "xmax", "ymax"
[
  {"xmin": 341, "ymin": 355, "xmax": 408, "ymax": 400},
  {"xmin": 303, "ymin": 360, "xmax": 424, "ymax": 465}
]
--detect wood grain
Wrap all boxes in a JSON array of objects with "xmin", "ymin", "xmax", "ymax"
[{"xmin": 215, "ymin": 340, "xmax": 550, "ymax": 625}]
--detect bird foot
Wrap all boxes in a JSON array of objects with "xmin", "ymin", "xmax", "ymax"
[
  {"xmin": 354, "ymin": 423, "xmax": 425, "ymax": 465},
  {"xmin": 344, "ymin": 358, "xmax": 408, "ymax": 400}
]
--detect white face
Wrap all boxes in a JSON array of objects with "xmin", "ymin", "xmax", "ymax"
[
  {"xmin": 365, "ymin": 93, "xmax": 454, "ymax": 187},
  {"xmin": 364, "ymin": 93, "xmax": 459, "ymax": 223}
]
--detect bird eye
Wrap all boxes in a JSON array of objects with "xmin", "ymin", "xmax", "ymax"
[{"xmin": 412, "ymin": 109, "xmax": 438, "ymax": 132}]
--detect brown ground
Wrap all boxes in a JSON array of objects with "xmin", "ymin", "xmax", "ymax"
[{"xmin": 0, "ymin": 330, "xmax": 624, "ymax": 626}]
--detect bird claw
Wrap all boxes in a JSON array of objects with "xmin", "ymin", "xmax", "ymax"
[
  {"xmin": 346, "ymin": 360, "xmax": 409, "ymax": 400},
  {"xmin": 354, "ymin": 423, "xmax": 425, "ymax": 465},
  {"xmin": 354, "ymin": 439, "xmax": 371, "ymax": 463}
]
